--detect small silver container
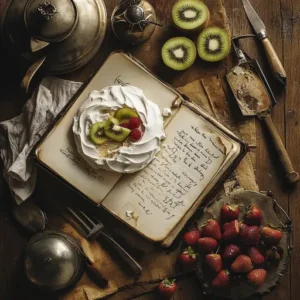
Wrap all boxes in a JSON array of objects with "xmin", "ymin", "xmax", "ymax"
[{"xmin": 23, "ymin": 231, "xmax": 85, "ymax": 291}]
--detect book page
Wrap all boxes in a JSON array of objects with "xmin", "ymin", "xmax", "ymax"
[
  {"xmin": 102, "ymin": 105, "xmax": 231, "ymax": 242},
  {"xmin": 35, "ymin": 52, "xmax": 181, "ymax": 204}
]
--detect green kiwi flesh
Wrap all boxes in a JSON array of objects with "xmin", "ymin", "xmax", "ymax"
[
  {"xmin": 114, "ymin": 107, "xmax": 139, "ymax": 122},
  {"xmin": 172, "ymin": 0, "xmax": 209, "ymax": 33},
  {"xmin": 90, "ymin": 122, "xmax": 108, "ymax": 145},
  {"xmin": 104, "ymin": 117, "xmax": 131, "ymax": 142},
  {"xmin": 197, "ymin": 27, "xmax": 231, "ymax": 62},
  {"xmin": 162, "ymin": 37, "xmax": 196, "ymax": 71}
]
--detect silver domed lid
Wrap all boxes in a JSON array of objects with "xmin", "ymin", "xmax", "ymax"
[
  {"xmin": 24, "ymin": 0, "xmax": 78, "ymax": 43},
  {"xmin": 23, "ymin": 231, "xmax": 85, "ymax": 291}
]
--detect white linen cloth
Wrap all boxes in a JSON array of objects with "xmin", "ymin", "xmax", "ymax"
[{"xmin": 0, "ymin": 77, "xmax": 82, "ymax": 204}]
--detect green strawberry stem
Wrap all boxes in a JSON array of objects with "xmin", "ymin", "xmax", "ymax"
[{"xmin": 162, "ymin": 278, "xmax": 176, "ymax": 287}]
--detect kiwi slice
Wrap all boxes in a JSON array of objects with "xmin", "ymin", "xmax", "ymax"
[
  {"xmin": 104, "ymin": 117, "xmax": 131, "ymax": 142},
  {"xmin": 197, "ymin": 27, "xmax": 231, "ymax": 62},
  {"xmin": 90, "ymin": 121, "xmax": 108, "ymax": 145},
  {"xmin": 162, "ymin": 37, "xmax": 196, "ymax": 71},
  {"xmin": 172, "ymin": 0, "xmax": 210, "ymax": 33},
  {"xmin": 114, "ymin": 107, "xmax": 139, "ymax": 123}
]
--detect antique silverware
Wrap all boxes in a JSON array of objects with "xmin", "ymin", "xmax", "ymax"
[
  {"xmin": 62, "ymin": 206, "xmax": 143, "ymax": 276},
  {"xmin": 23, "ymin": 231, "xmax": 86, "ymax": 291},
  {"xmin": 111, "ymin": 0, "xmax": 161, "ymax": 45},
  {"xmin": 0, "ymin": 0, "xmax": 107, "ymax": 92},
  {"xmin": 226, "ymin": 35, "xmax": 299, "ymax": 184},
  {"xmin": 12, "ymin": 199, "xmax": 47, "ymax": 234},
  {"xmin": 241, "ymin": 0, "xmax": 287, "ymax": 86}
]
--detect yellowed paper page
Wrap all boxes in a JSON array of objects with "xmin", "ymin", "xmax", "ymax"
[
  {"xmin": 102, "ymin": 106, "xmax": 229, "ymax": 242},
  {"xmin": 35, "ymin": 52, "xmax": 180, "ymax": 204}
]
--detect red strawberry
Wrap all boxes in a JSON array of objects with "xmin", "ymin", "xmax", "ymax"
[
  {"xmin": 240, "ymin": 225, "xmax": 261, "ymax": 246},
  {"xmin": 205, "ymin": 254, "xmax": 222, "ymax": 273},
  {"xmin": 261, "ymin": 227, "xmax": 283, "ymax": 245},
  {"xmin": 211, "ymin": 270, "xmax": 230, "ymax": 288},
  {"xmin": 202, "ymin": 219, "xmax": 222, "ymax": 240},
  {"xmin": 198, "ymin": 237, "xmax": 218, "ymax": 253},
  {"xmin": 157, "ymin": 278, "xmax": 177, "ymax": 299},
  {"xmin": 130, "ymin": 128, "xmax": 142, "ymax": 142},
  {"xmin": 231, "ymin": 255, "xmax": 253, "ymax": 273},
  {"xmin": 178, "ymin": 247, "xmax": 198, "ymax": 267},
  {"xmin": 245, "ymin": 205, "xmax": 263, "ymax": 225},
  {"xmin": 128, "ymin": 117, "xmax": 142, "ymax": 129},
  {"xmin": 266, "ymin": 247, "xmax": 282, "ymax": 263},
  {"xmin": 223, "ymin": 220, "xmax": 240, "ymax": 241},
  {"xmin": 221, "ymin": 204, "xmax": 239, "ymax": 222},
  {"xmin": 247, "ymin": 269, "xmax": 267, "ymax": 286},
  {"xmin": 183, "ymin": 229, "xmax": 201, "ymax": 246},
  {"xmin": 248, "ymin": 247, "xmax": 265, "ymax": 265},
  {"xmin": 120, "ymin": 122, "xmax": 129, "ymax": 129},
  {"xmin": 222, "ymin": 244, "xmax": 241, "ymax": 260}
]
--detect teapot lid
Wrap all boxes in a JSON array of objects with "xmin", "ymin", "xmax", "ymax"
[{"xmin": 24, "ymin": 0, "xmax": 78, "ymax": 42}]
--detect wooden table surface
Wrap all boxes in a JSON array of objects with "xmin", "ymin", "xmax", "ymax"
[{"xmin": 0, "ymin": 0, "xmax": 299, "ymax": 299}]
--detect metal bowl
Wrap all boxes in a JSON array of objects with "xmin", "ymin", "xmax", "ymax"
[{"xmin": 23, "ymin": 231, "xmax": 85, "ymax": 291}]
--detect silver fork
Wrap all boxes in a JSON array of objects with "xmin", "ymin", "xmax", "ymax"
[{"xmin": 63, "ymin": 206, "xmax": 143, "ymax": 276}]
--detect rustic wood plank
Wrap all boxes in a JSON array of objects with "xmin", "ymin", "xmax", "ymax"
[{"xmin": 282, "ymin": 1, "xmax": 300, "ymax": 300}]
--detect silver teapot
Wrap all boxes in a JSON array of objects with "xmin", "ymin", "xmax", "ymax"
[
  {"xmin": 111, "ymin": 0, "xmax": 161, "ymax": 45},
  {"xmin": 0, "ymin": 0, "xmax": 107, "ymax": 91}
]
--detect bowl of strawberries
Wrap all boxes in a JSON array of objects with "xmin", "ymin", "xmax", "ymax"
[{"xmin": 179, "ymin": 190, "xmax": 292, "ymax": 300}]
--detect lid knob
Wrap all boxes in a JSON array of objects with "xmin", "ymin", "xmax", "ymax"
[
  {"xmin": 37, "ymin": 1, "xmax": 58, "ymax": 20},
  {"xmin": 24, "ymin": 0, "xmax": 78, "ymax": 43},
  {"xmin": 125, "ymin": 5, "xmax": 144, "ymax": 24}
]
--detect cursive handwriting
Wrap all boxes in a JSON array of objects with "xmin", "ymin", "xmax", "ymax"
[{"xmin": 60, "ymin": 147, "xmax": 104, "ymax": 181}]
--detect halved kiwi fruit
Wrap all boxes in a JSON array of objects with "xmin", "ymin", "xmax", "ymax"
[
  {"xmin": 104, "ymin": 117, "xmax": 131, "ymax": 142},
  {"xmin": 90, "ymin": 121, "xmax": 108, "ymax": 145},
  {"xmin": 114, "ymin": 107, "xmax": 139, "ymax": 123},
  {"xmin": 172, "ymin": 0, "xmax": 210, "ymax": 34},
  {"xmin": 197, "ymin": 27, "xmax": 231, "ymax": 62},
  {"xmin": 162, "ymin": 37, "xmax": 196, "ymax": 71}
]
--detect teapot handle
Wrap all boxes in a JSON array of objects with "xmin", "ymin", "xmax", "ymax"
[{"xmin": 21, "ymin": 56, "xmax": 47, "ymax": 93}]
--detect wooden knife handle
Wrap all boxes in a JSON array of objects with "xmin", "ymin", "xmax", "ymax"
[
  {"xmin": 261, "ymin": 38, "xmax": 287, "ymax": 86},
  {"xmin": 262, "ymin": 114, "xmax": 300, "ymax": 184}
]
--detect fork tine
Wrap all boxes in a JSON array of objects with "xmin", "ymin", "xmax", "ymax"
[
  {"xmin": 66, "ymin": 207, "xmax": 92, "ymax": 232},
  {"xmin": 78, "ymin": 210, "xmax": 97, "ymax": 226}
]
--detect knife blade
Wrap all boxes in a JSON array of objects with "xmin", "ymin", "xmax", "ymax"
[{"xmin": 241, "ymin": 0, "xmax": 287, "ymax": 86}]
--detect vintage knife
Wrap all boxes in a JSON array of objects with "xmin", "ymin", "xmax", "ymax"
[{"xmin": 241, "ymin": 0, "xmax": 287, "ymax": 86}]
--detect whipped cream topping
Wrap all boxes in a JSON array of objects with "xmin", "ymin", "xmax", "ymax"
[{"xmin": 73, "ymin": 85, "xmax": 166, "ymax": 173}]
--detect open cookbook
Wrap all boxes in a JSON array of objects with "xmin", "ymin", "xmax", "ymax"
[{"xmin": 32, "ymin": 52, "xmax": 247, "ymax": 247}]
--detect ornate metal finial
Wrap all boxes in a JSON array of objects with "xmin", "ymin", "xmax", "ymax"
[{"xmin": 38, "ymin": 1, "xmax": 58, "ymax": 20}]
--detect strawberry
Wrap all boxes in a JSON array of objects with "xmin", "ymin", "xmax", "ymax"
[
  {"xmin": 261, "ymin": 227, "xmax": 283, "ymax": 245},
  {"xmin": 202, "ymin": 219, "xmax": 222, "ymax": 240},
  {"xmin": 266, "ymin": 247, "xmax": 282, "ymax": 263},
  {"xmin": 223, "ymin": 220, "xmax": 240, "ymax": 241},
  {"xmin": 130, "ymin": 128, "xmax": 142, "ymax": 142},
  {"xmin": 231, "ymin": 255, "xmax": 253, "ymax": 273},
  {"xmin": 247, "ymin": 269, "xmax": 267, "ymax": 286},
  {"xmin": 157, "ymin": 278, "xmax": 177, "ymax": 299},
  {"xmin": 245, "ymin": 205, "xmax": 263, "ymax": 225},
  {"xmin": 248, "ymin": 247, "xmax": 265, "ymax": 265},
  {"xmin": 221, "ymin": 204, "xmax": 239, "ymax": 222},
  {"xmin": 222, "ymin": 244, "xmax": 241, "ymax": 260},
  {"xmin": 183, "ymin": 229, "xmax": 201, "ymax": 246},
  {"xmin": 178, "ymin": 247, "xmax": 198, "ymax": 268},
  {"xmin": 128, "ymin": 117, "xmax": 141, "ymax": 129},
  {"xmin": 198, "ymin": 237, "xmax": 218, "ymax": 253},
  {"xmin": 240, "ymin": 225, "xmax": 261, "ymax": 246},
  {"xmin": 120, "ymin": 122, "xmax": 129, "ymax": 129},
  {"xmin": 205, "ymin": 254, "xmax": 222, "ymax": 273},
  {"xmin": 211, "ymin": 270, "xmax": 230, "ymax": 288}
]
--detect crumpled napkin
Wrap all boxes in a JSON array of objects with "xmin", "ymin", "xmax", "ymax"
[{"xmin": 0, "ymin": 77, "xmax": 82, "ymax": 204}]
